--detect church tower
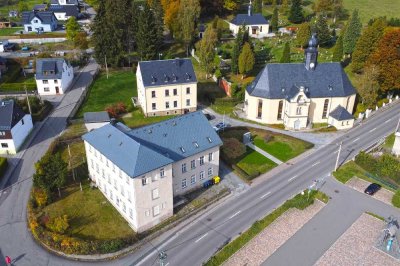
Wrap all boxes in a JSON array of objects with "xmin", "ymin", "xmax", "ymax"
[{"xmin": 304, "ymin": 34, "xmax": 318, "ymax": 71}]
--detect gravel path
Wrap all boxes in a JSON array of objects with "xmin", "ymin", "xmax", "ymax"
[
  {"xmin": 316, "ymin": 213, "xmax": 399, "ymax": 266},
  {"xmin": 347, "ymin": 177, "xmax": 394, "ymax": 206},
  {"xmin": 223, "ymin": 200, "xmax": 325, "ymax": 266}
]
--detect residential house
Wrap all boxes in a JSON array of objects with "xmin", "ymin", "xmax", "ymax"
[
  {"xmin": 244, "ymin": 34, "xmax": 356, "ymax": 130},
  {"xmin": 82, "ymin": 111, "xmax": 222, "ymax": 232},
  {"xmin": 84, "ymin": 111, "xmax": 111, "ymax": 132},
  {"xmin": 35, "ymin": 58, "xmax": 74, "ymax": 95},
  {"xmin": 229, "ymin": 2, "xmax": 270, "ymax": 38},
  {"xmin": 0, "ymin": 21, "xmax": 12, "ymax": 28},
  {"xmin": 136, "ymin": 59, "xmax": 198, "ymax": 117},
  {"xmin": 49, "ymin": 5, "xmax": 80, "ymax": 21},
  {"xmin": 0, "ymin": 100, "xmax": 33, "ymax": 155},
  {"xmin": 33, "ymin": 4, "xmax": 48, "ymax": 11},
  {"xmin": 22, "ymin": 11, "xmax": 58, "ymax": 33},
  {"xmin": 51, "ymin": 0, "xmax": 79, "ymax": 6}
]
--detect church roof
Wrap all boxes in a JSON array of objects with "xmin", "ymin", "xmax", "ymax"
[
  {"xmin": 246, "ymin": 62, "xmax": 356, "ymax": 99},
  {"xmin": 230, "ymin": 13, "xmax": 269, "ymax": 26}
]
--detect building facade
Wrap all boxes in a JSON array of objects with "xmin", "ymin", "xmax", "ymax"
[
  {"xmin": 244, "ymin": 35, "xmax": 356, "ymax": 130},
  {"xmin": 21, "ymin": 11, "xmax": 58, "ymax": 33},
  {"xmin": 229, "ymin": 3, "xmax": 270, "ymax": 38},
  {"xmin": 0, "ymin": 100, "xmax": 33, "ymax": 155},
  {"xmin": 136, "ymin": 59, "xmax": 198, "ymax": 117},
  {"xmin": 35, "ymin": 58, "xmax": 74, "ymax": 95},
  {"xmin": 82, "ymin": 111, "xmax": 222, "ymax": 232}
]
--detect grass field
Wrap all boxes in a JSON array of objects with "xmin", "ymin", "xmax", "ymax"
[
  {"xmin": 236, "ymin": 147, "xmax": 277, "ymax": 177},
  {"xmin": 343, "ymin": 0, "xmax": 400, "ymax": 24},
  {"xmin": 0, "ymin": 27, "xmax": 22, "ymax": 36}
]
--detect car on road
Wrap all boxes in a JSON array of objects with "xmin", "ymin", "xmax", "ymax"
[
  {"xmin": 364, "ymin": 183, "xmax": 381, "ymax": 195},
  {"xmin": 214, "ymin": 122, "xmax": 229, "ymax": 132}
]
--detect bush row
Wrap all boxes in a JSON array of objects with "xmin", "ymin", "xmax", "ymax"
[{"xmin": 0, "ymin": 157, "xmax": 8, "ymax": 179}]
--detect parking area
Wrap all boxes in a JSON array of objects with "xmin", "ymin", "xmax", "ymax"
[
  {"xmin": 316, "ymin": 213, "xmax": 399, "ymax": 266},
  {"xmin": 346, "ymin": 177, "xmax": 394, "ymax": 206}
]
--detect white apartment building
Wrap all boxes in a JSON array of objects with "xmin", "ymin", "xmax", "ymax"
[
  {"xmin": 35, "ymin": 58, "xmax": 74, "ymax": 95},
  {"xmin": 136, "ymin": 59, "xmax": 198, "ymax": 117},
  {"xmin": 82, "ymin": 111, "xmax": 222, "ymax": 232}
]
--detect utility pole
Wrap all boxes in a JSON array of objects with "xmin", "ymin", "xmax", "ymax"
[
  {"xmin": 24, "ymin": 84, "xmax": 32, "ymax": 115},
  {"xmin": 158, "ymin": 251, "xmax": 167, "ymax": 266},
  {"xmin": 105, "ymin": 55, "xmax": 109, "ymax": 79},
  {"xmin": 334, "ymin": 141, "xmax": 342, "ymax": 171},
  {"xmin": 68, "ymin": 144, "xmax": 75, "ymax": 181}
]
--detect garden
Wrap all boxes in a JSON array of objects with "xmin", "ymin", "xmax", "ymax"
[
  {"xmin": 220, "ymin": 126, "xmax": 313, "ymax": 181},
  {"xmin": 0, "ymin": 59, "xmax": 36, "ymax": 93}
]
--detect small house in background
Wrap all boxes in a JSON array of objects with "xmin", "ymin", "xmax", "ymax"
[
  {"xmin": 84, "ymin": 111, "xmax": 111, "ymax": 132},
  {"xmin": 33, "ymin": 4, "xmax": 48, "ymax": 12},
  {"xmin": 35, "ymin": 58, "xmax": 74, "ymax": 95},
  {"xmin": 51, "ymin": 0, "xmax": 80, "ymax": 6},
  {"xmin": 49, "ymin": 5, "xmax": 80, "ymax": 21},
  {"xmin": 8, "ymin": 11, "xmax": 18, "ymax": 18},
  {"xmin": 198, "ymin": 24, "xmax": 206, "ymax": 39},
  {"xmin": 229, "ymin": 1, "xmax": 269, "ymax": 39},
  {"xmin": 0, "ymin": 100, "xmax": 33, "ymax": 155},
  {"xmin": 0, "ymin": 20, "xmax": 12, "ymax": 29},
  {"xmin": 21, "ymin": 11, "xmax": 58, "ymax": 33}
]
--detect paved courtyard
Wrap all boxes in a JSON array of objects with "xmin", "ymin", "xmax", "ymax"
[
  {"xmin": 347, "ymin": 177, "xmax": 394, "ymax": 206},
  {"xmin": 316, "ymin": 213, "xmax": 399, "ymax": 266}
]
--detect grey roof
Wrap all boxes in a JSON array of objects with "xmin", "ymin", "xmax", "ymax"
[
  {"xmin": 329, "ymin": 105, "xmax": 354, "ymax": 121},
  {"xmin": 0, "ymin": 100, "xmax": 26, "ymax": 130},
  {"xmin": 33, "ymin": 4, "xmax": 47, "ymax": 11},
  {"xmin": 247, "ymin": 63, "xmax": 356, "ymax": 99},
  {"xmin": 49, "ymin": 5, "xmax": 79, "ymax": 17},
  {"xmin": 35, "ymin": 58, "xmax": 66, "ymax": 80},
  {"xmin": 231, "ymin": 13, "xmax": 268, "ymax": 26},
  {"xmin": 82, "ymin": 111, "xmax": 222, "ymax": 178},
  {"xmin": 84, "ymin": 111, "xmax": 111, "ymax": 123},
  {"xmin": 21, "ymin": 11, "xmax": 56, "ymax": 25},
  {"xmin": 138, "ymin": 59, "xmax": 197, "ymax": 87}
]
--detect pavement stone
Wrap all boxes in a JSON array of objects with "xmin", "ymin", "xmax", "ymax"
[{"xmin": 347, "ymin": 177, "xmax": 394, "ymax": 206}]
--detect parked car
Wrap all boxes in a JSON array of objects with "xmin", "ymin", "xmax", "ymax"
[
  {"xmin": 21, "ymin": 46, "xmax": 30, "ymax": 51},
  {"xmin": 204, "ymin": 113, "xmax": 213, "ymax": 120},
  {"xmin": 364, "ymin": 183, "xmax": 381, "ymax": 195}
]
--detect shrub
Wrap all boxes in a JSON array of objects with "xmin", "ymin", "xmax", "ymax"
[
  {"xmin": 32, "ymin": 187, "xmax": 49, "ymax": 207},
  {"xmin": 0, "ymin": 157, "xmax": 8, "ymax": 178},
  {"xmin": 47, "ymin": 215, "xmax": 69, "ymax": 234},
  {"xmin": 377, "ymin": 154, "xmax": 400, "ymax": 183},
  {"xmin": 221, "ymin": 138, "xmax": 246, "ymax": 161},
  {"xmin": 355, "ymin": 152, "xmax": 377, "ymax": 174},
  {"xmin": 392, "ymin": 190, "xmax": 400, "ymax": 208},
  {"xmin": 105, "ymin": 102, "xmax": 128, "ymax": 118},
  {"xmin": 214, "ymin": 68, "xmax": 222, "ymax": 79}
]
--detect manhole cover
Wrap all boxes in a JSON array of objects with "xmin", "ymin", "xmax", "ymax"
[
  {"xmin": 207, "ymin": 218, "xmax": 212, "ymax": 222},
  {"xmin": 334, "ymin": 190, "xmax": 339, "ymax": 193}
]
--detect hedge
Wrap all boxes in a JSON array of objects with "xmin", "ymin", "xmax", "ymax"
[
  {"xmin": 392, "ymin": 190, "xmax": 400, "ymax": 208},
  {"xmin": 0, "ymin": 157, "xmax": 8, "ymax": 179}
]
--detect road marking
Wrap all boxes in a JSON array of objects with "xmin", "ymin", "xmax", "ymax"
[
  {"xmin": 165, "ymin": 263, "xmax": 169, "ymax": 266},
  {"xmin": 288, "ymin": 175, "xmax": 298, "ymax": 182},
  {"xmin": 260, "ymin": 192, "xmax": 271, "ymax": 199},
  {"xmin": 384, "ymin": 118, "xmax": 392, "ymax": 124},
  {"xmin": 311, "ymin": 161, "xmax": 320, "ymax": 167},
  {"xmin": 333, "ymin": 150, "xmax": 339, "ymax": 154},
  {"xmin": 195, "ymin": 233, "xmax": 208, "ymax": 243},
  {"xmin": 369, "ymin": 127, "xmax": 376, "ymax": 133},
  {"xmin": 352, "ymin": 137, "xmax": 360, "ymax": 143},
  {"xmin": 229, "ymin": 211, "xmax": 241, "ymax": 219}
]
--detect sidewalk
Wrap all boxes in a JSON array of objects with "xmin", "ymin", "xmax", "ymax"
[{"xmin": 247, "ymin": 143, "xmax": 283, "ymax": 165}]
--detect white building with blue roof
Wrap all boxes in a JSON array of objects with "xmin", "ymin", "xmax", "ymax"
[
  {"xmin": 35, "ymin": 58, "xmax": 74, "ymax": 95},
  {"xmin": 244, "ymin": 34, "xmax": 357, "ymax": 130},
  {"xmin": 229, "ymin": 1, "xmax": 270, "ymax": 38},
  {"xmin": 136, "ymin": 58, "xmax": 198, "ymax": 117},
  {"xmin": 82, "ymin": 111, "xmax": 222, "ymax": 232}
]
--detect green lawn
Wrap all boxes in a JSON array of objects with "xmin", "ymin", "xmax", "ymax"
[
  {"xmin": 383, "ymin": 133, "xmax": 395, "ymax": 151},
  {"xmin": 236, "ymin": 147, "xmax": 277, "ymax": 177},
  {"xmin": 0, "ymin": 27, "xmax": 22, "ymax": 36},
  {"xmin": 343, "ymin": 0, "xmax": 400, "ymax": 24},
  {"xmin": 121, "ymin": 109, "xmax": 175, "ymax": 128},
  {"xmin": 76, "ymin": 70, "xmax": 136, "ymax": 117}
]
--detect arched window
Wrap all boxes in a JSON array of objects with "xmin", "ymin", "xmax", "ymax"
[
  {"xmin": 277, "ymin": 100, "xmax": 283, "ymax": 120},
  {"xmin": 297, "ymin": 95, "xmax": 303, "ymax": 103},
  {"xmin": 296, "ymin": 107, "xmax": 302, "ymax": 115},
  {"xmin": 257, "ymin": 99, "xmax": 263, "ymax": 118},
  {"xmin": 322, "ymin": 99, "xmax": 329, "ymax": 118}
]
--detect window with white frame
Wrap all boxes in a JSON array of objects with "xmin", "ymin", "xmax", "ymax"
[
  {"xmin": 153, "ymin": 205, "xmax": 160, "ymax": 216},
  {"xmin": 208, "ymin": 152, "xmax": 213, "ymax": 161},
  {"xmin": 186, "ymin": 87, "xmax": 190, "ymax": 94},
  {"xmin": 112, "ymin": 164, "xmax": 115, "ymax": 173},
  {"xmin": 129, "ymin": 208, "xmax": 133, "ymax": 218},
  {"xmin": 191, "ymin": 175, "xmax": 196, "ymax": 185},
  {"xmin": 145, "ymin": 210, "xmax": 150, "ymax": 217},
  {"xmin": 160, "ymin": 168, "xmax": 165, "ymax": 178},
  {"xmin": 208, "ymin": 167, "xmax": 213, "ymax": 176},
  {"xmin": 126, "ymin": 176, "xmax": 130, "ymax": 184},
  {"xmin": 43, "ymin": 80, "xmax": 48, "ymax": 84},
  {"xmin": 182, "ymin": 178, "xmax": 187, "ymax": 189},
  {"xmin": 44, "ymin": 87, "xmax": 50, "ymax": 92},
  {"xmin": 200, "ymin": 171, "xmax": 204, "ymax": 180},
  {"xmin": 191, "ymin": 160, "xmax": 196, "ymax": 169},
  {"xmin": 186, "ymin": 99, "xmax": 190, "ymax": 106},
  {"xmin": 116, "ymin": 197, "xmax": 120, "ymax": 206},
  {"xmin": 142, "ymin": 176, "xmax": 149, "ymax": 186},
  {"xmin": 106, "ymin": 159, "xmax": 109, "ymax": 167},
  {"xmin": 114, "ymin": 180, "xmax": 118, "ymax": 190},
  {"xmin": 165, "ymin": 102, "xmax": 170, "ymax": 109},
  {"xmin": 152, "ymin": 103, "xmax": 156, "ymax": 110},
  {"xmin": 120, "ymin": 185, "xmax": 124, "ymax": 196},
  {"xmin": 182, "ymin": 163, "xmax": 187, "ymax": 173},
  {"xmin": 200, "ymin": 156, "xmax": 204, "ymax": 166},
  {"xmin": 152, "ymin": 188, "xmax": 159, "ymax": 200}
]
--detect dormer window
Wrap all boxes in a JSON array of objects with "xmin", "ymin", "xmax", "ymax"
[
  {"xmin": 164, "ymin": 74, "xmax": 169, "ymax": 83},
  {"xmin": 172, "ymin": 74, "xmax": 177, "ymax": 82}
]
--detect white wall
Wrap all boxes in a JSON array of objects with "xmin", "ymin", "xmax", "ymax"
[
  {"xmin": 229, "ymin": 23, "xmax": 270, "ymax": 39},
  {"xmin": 85, "ymin": 122, "xmax": 109, "ymax": 132},
  {"xmin": 0, "ymin": 114, "xmax": 33, "ymax": 155},
  {"xmin": 24, "ymin": 17, "xmax": 57, "ymax": 32},
  {"xmin": 36, "ymin": 60, "xmax": 74, "ymax": 95},
  {"xmin": 54, "ymin": 12, "xmax": 69, "ymax": 21},
  {"xmin": 0, "ymin": 139, "xmax": 16, "ymax": 155}
]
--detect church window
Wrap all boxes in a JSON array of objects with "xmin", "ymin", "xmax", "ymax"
[
  {"xmin": 277, "ymin": 100, "xmax": 283, "ymax": 120},
  {"xmin": 322, "ymin": 99, "xmax": 329, "ymax": 119},
  {"xmin": 257, "ymin": 100, "xmax": 263, "ymax": 118}
]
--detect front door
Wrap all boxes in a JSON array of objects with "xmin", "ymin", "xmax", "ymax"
[
  {"xmin": 55, "ymin": 86, "xmax": 60, "ymax": 94},
  {"xmin": 294, "ymin": 119, "xmax": 301, "ymax": 130}
]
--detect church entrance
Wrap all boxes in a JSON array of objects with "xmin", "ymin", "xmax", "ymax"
[{"xmin": 294, "ymin": 119, "xmax": 301, "ymax": 130}]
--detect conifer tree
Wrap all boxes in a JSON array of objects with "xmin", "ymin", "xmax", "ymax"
[
  {"xmin": 271, "ymin": 7, "xmax": 279, "ymax": 32},
  {"xmin": 198, "ymin": 27, "xmax": 218, "ymax": 78},
  {"xmin": 253, "ymin": 0, "xmax": 262, "ymax": 13},
  {"xmin": 92, "ymin": 0, "xmax": 111, "ymax": 66},
  {"xmin": 238, "ymin": 42, "xmax": 255, "ymax": 79},
  {"xmin": 136, "ymin": 3, "xmax": 158, "ymax": 60},
  {"xmin": 332, "ymin": 34, "xmax": 343, "ymax": 62},
  {"xmin": 280, "ymin": 42, "xmax": 291, "ymax": 63},
  {"xmin": 288, "ymin": 0, "xmax": 304, "ymax": 24},
  {"xmin": 343, "ymin": 9, "xmax": 362, "ymax": 55},
  {"xmin": 296, "ymin": 22, "xmax": 311, "ymax": 48},
  {"xmin": 315, "ymin": 14, "xmax": 331, "ymax": 46}
]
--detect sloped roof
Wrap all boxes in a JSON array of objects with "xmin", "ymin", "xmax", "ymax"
[
  {"xmin": 33, "ymin": 4, "xmax": 47, "ymax": 11},
  {"xmin": 36, "ymin": 58, "xmax": 66, "ymax": 80},
  {"xmin": 49, "ymin": 5, "xmax": 79, "ymax": 17},
  {"xmin": 138, "ymin": 59, "xmax": 197, "ymax": 87},
  {"xmin": 0, "ymin": 100, "xmax": 26, "ymax": 130},
  {"xmin": 21, "ymin": 11, "xmax": 56, "ymax": 25},
  {"xmin": 82, "ymin": 111, "xmax": 222, "ymax": 178},
  {"xmin": 84, "ymin": 112, "xmax": 110, "ymax": 123},
  {"xmin": 246, "ymin": 63, "xmax": 356, "ymax": 99},
  {"xmin": 329, "ymin": 105, "xmax": 354, "ymax": 121},
  {"xmin": 231, "ymin": 13, "xmax": 268, "ymax": 26}
]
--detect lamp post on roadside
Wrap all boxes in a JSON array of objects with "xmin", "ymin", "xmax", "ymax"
[{"xmin": 334, "ymin": 141, "xmax": 342, "ymax": 172}]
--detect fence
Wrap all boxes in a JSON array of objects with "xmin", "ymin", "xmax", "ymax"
[{"xmin": 365, "ymin": 172, "xmax": 398, "ymax": 191}]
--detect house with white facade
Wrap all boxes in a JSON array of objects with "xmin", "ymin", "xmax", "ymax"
[
  {"xmin": 35, "ymin": 58, "xmax": 74, "ymax": 95},
  {"xmin": 49, "ymin": 5, "xmax": 80, "ymax": 21},
  {"xmin": 229, "ymin": 2, "xmax": 270, "ymax": 38},
  {"xmin": 21, "ymin": 11, "xmax": 58, "ymax": 33},
  {"xmin": 244, "ymin": 34, "xmax": 356, "ymax": 130},
  {"xmin": 136, "ymin": 59, "xmax": 198, "ymax": 117},
  {"xmin": 82, "ymin": 111, "xmax": 222, "ymax": 232},
  {"xmin": 0, "ymin": 100, "xmax": 33, "ymax": 155}
]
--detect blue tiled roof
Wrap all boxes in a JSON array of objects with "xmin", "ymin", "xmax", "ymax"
[
  {"xmin": 329, "ymin": 105, "xmax": 354, "ymax": 121},
  {"xmin": 82, "ymin": 111, "xmax": 222, "ymax": 178},
  {"xmin": 231, "ymin": 13, "xmax": 268, "ymax": 26},
  {"xmin": 138, "ymin": 59, "xmax": 197, "ymax": 87},
  {"xmin": 36, "ymin": 58, "xmax": 67, "ymax": 80},
  {"xmin": 49, "ymin": 5, "xmax": 80, "ymax": 17},
  {"xmin": 22, "ymin": 11, "xmax": 56, "ymax": 25},
  {"xmin": 247, "ymin": 63, "xmax": 356, "ymax": 99}
]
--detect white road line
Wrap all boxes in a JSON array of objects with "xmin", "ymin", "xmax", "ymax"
[
  {"xmin": 260, "ymin": 191, "xmax": 271, "ymax": 199},
  {"xmin": 165, "ymin": 263, "xmax": 170, "ymax": 266},
  {"xmin": 333, "ymin": 150, "xmax": 339, "ymax": 154},
  {"xmin": 352, "ymin": 137, "xmax": 360, "ymax": 143},
  {"xmin": 311, "ymin": 161, "xmax": 320, "ymax": 167},
  {"xmin": 288, "ymin": 175, "xmax": 298, "ymax": 182},
  {"xmin": 195, "ymin": 233, "xmax": 208, "ymax": 243},
  {"xmin": 229, "ymin": 211, "xmax": 241, "ymax": 219},
  {"xmin": 369, "ymin": 127, "xmax": 376, "ymax": 133},
  {"xmin": 384, "ymin": 118, "xmax": 392, "ymax": 124}
]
